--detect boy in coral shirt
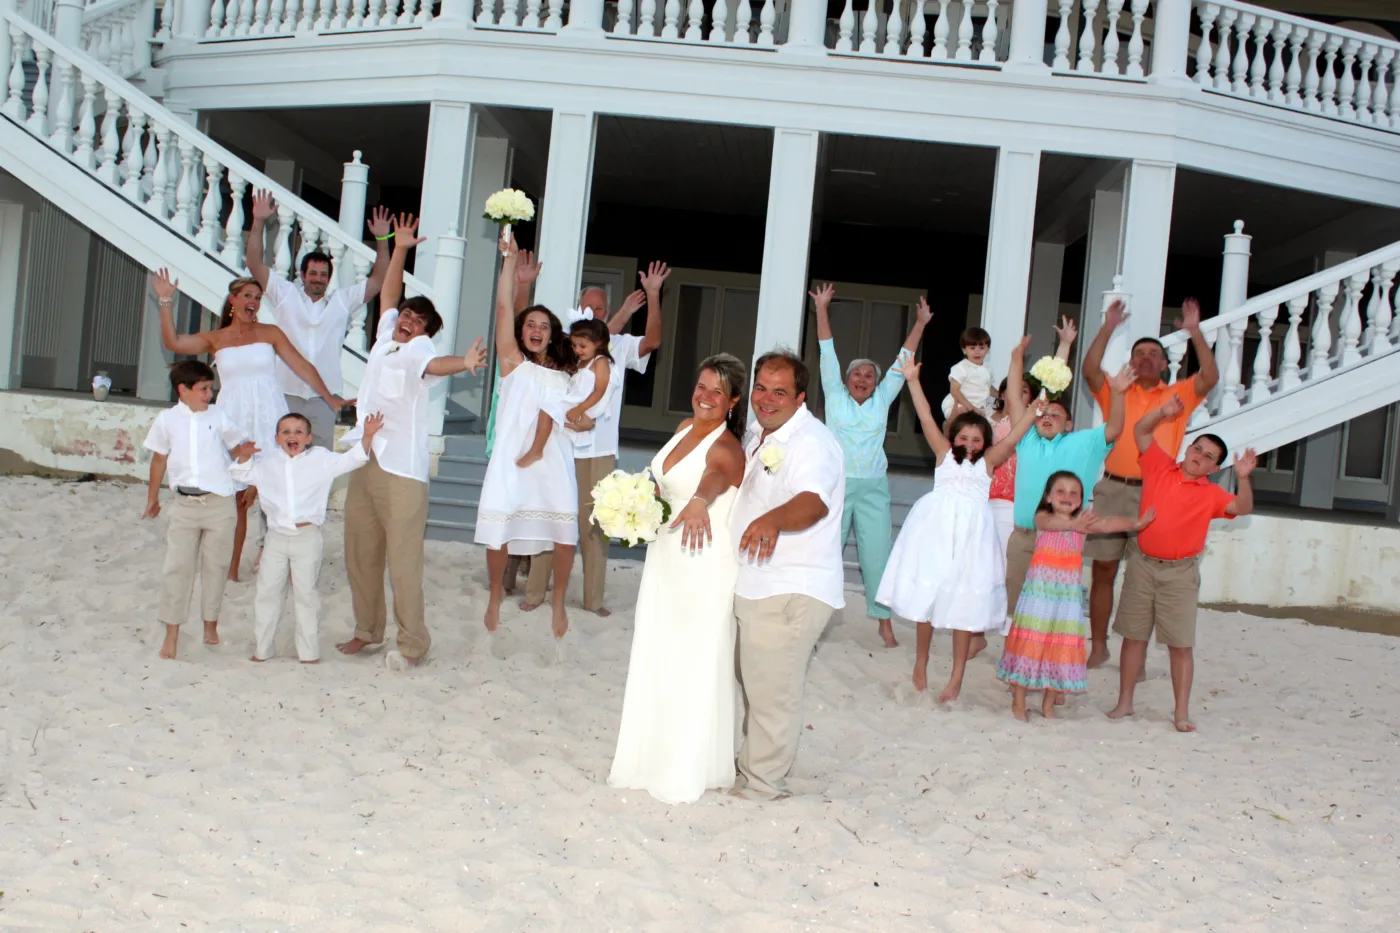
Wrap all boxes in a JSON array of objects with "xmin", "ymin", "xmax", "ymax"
[{"xmin": 1107, "ymin": 394, "xmax": 1257, "ymax": 733}]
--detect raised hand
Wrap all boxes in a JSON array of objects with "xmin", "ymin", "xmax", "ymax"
[
  {"xmin": 915, "ymin": 296, "xmax": 933, "ymax": 325},
  {"xmin": 808, "ymin": 282, "xmax": 835, "ymax": 308},
  {"xmin": 894, "ymin": 358, "xmax": 921, "ymax": 382},
  {"xmin": 617, "ymin": 289, "xmax": 646, "ymax": 318},
  {"xmin": 1072, "ymin": 509, "xmax": 1099, "ymax": 534},
  {"xmin": 1010, "ymin": 334, "xmax": 1032, "ymax": 361},
  {"xmin": 462, "ymin": 337, "xmax": 487, "ymax": 375},
  {"xmin": 1054, "ymin": 315, "xmax": 1078, "ymax": 347},
  {"xmin": 150, "ymin": 267, "xmax": 179, "ymax": 301},
  {"xmin": 514, "ymin": 249, "xmax": 541, "ymax": 287},
  {"xmin": 1133, "ymin": 507, "xmax": 1156, "ymax": 531},
  {"xmin": 1159, "ymin": 393, "xmax": 1186, "ymax": 420},
  {"xmin": 251, "ymin": 189, "xmax": 276, "ymax": 222},
  {"xmin": 1177, "ymin": 297, "xmax": 1202, "ymax": 332},
  {"xmin": 1233, "ymin": 447, "xmax": 1258, "ymax": 478},
  {"xmin": 670, "ymin": 497, "xmax": 713, "ymax": 553},
  {"xmin": 392, "ymin": 213, "xmax": 424, "ymax": 248},
  {"xmin": 639, "ymin": 260, "xmax": 671, "ymax": 292},
  {"xmin": 230, "ymin": 441, "xmax": 259, "ymax": 463},
  {"xmin": 1103, "ymin": 298, "xmax": 1129, "ymax": 331},
  {"xmin": 366, "ymin": 205, "xmax": 392, "ymax": 240},
  {"xmin": 1106, "ymin": 364, "xmax": 1135, "ymax": 393}
]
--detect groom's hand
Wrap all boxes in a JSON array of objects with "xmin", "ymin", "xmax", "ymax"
[{"xmin": 739, "ymin": 514, "xmax": 781, "ymax": 564}]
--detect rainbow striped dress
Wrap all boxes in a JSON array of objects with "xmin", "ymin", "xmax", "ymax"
[{"xmin": 997, "ymin": 529, "xmax": 1088, "ymax": 693}]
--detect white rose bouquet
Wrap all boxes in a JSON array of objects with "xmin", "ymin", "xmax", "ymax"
[
  {"xmin": 1027, "ymin": 356, "xmax": 1074, "ymax": 400},
  {"xmin": 483, "ymin": 188, "xmax": 535, "ymax": 245},
  {"xmin": 590, "ymin": 469, "xmax": 671, "ymax": 548}
]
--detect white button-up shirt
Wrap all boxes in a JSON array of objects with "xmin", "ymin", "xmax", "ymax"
[
  {"xmin": 229, "ymin": 444, "xmax": 370, "ymax": 532},
  {"xmin": 573, "ymin": 333, "xmax": 651, "ymax": 459},
  {"xmin": 263, "ymin": 275, "xmax": 368, "ymax": 398},
  {"xmin": 731, "ymin": 404, "xmax": 846, "ymax": 609},
  {"xmin": 340, "ymin": 309, "xmax": 443, "ymax": 483},
  {"xmin": 142, "ymin": 402, "xmax": 248, "ymax": 497}
]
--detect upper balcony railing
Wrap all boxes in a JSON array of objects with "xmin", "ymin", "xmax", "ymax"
[{"xmin": 15, "ymin": 0, "xmax": 1400, "ymax": 136}]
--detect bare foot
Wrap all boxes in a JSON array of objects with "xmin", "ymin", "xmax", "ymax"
[
  {"xmin": 1055, "ymin": 693, "xmax": 1066, "ymax": 706},
  {"xmin": 1106, "ymin": 703, "xmax": 1134, "ymax": 720},
  {"xmin": 203, "ymin": 621, "xmax": 219, "ymax": 645},
  {"xmin": 912, "ymin": 665, "xmax": 928, "ymax": 693},
  {"xmin": 386, "ymin": 651, "xmax": 423, "ymax": 672},
  {"xmin": 519, "ymin": 599, "xmax": 542, "ymax": 612},
  {"xmin": 552, "ymin": 605, "xmax": 569, "ymax": 640},
  {"xmin": 590, "ymin": 606, "xmax": 612, "ymax": 618},
  {"xmin": 1011, "ymin": 699, "xmax": 1029, "ymax": 722},
  {"xmin": 1087, "ymin": 640, "xmax": 1110, "ymax": 669},
  {"xmin": 250, "ymin": 655, "xmax": 267, "ymax": 663},
  {"xmin": 484, "ymin": 598, "xmax": 500, "ymax": 633},
  {"xmin": 159, "ymin": 625, "xmax": 178, "ymax": 660},
  {"xmin": 968, "ymin": 634, "xmax": 988, "ymax": 660},
  {"xmin": 1042, "ymin": 691, "xmax": 1057, "ymax": 719},
  {"xmin": 337, "ymin": 637, "xmax": 373, "ymax": 655},
  {"xmin": 878, "ymin": 619, "xmax": 898, "ymax": 648},
  {"xmin": 300, "ymin": 659, "xmax": 319, "ymax": 665},
  {"xmin": 515, "ymin": 451, "xmax": 542, "ymax": 468},
  {"xmin": 1174, "ymin": 716, "xmax": 1196, "ymax": 733},
  {"xmin": 937, "ymin": 679, "xmax": 961, "ymax": 704}
]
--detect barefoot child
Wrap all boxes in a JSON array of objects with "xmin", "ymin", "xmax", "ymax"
[
  {"xmin": 230, "ymin": 412, "xmax": 384, "ymax": 663},
  {"xmin": 877, "ymin": 360, "xmax": 1040, "ymax": 702},
  {"xmin": 1107, "ymin": 395, "xmax": 1256, "ymax": 732},
  {"xmin": 997, "ymin": 472, "xmax": 1152, "ymax": 721},
  {"xmin": 941, "ymin": 327, "xmax": 997, "ymax": 418},
  {"xmin": 142, "ymin": 361, "xmax": 253, "ymax": 659}
]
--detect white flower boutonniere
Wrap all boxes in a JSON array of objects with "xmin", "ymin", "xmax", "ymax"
[{"xmin": 758, "ymin": 444, "xmax": 784, "ymax": 475}]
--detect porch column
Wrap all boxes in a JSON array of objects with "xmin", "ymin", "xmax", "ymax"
[
  {"xmin": 534, "ymin": 110, "xmax": 598, "ymax": 314},
  {"xmin": 981, "ymin": 148, "xmax": 1041, "ymax": 382},
  {"xmin": 1025, "ymin": 240, "xmax": 1067, "ymax": 361},
  {"xmin": 1118, "ymin": 159, "xmax": 1176, "ymax": 347},
  {"xmin": 1004, "ymin": 0, "xmax": 1051, "ymax": 73},
  {"xmin": 176, "ymin": 0, "xmax": 209, "ymax": 40},
  {"xmin": 562, "ymin": 0, "xmax": 605, "ymax": 34},
  {"xmin": 1147, "ymin": 0, "xmax": 1194, "ymax": 87},
  {"xmin": 1073, "ymin": 178, "xmax": 1126, "ymax": 426},
  {"xmin": 427, "ymin": 232, "xmax": 467, "ymax": 437},
  {"xmin": 416, "ymin": 101, "xmax": 474, "ymax": 291},
  {"xmin": 781, "ymin": 0, "xmax": 830, "ymax": 55},
  {"xmin": 753, "ymin": 127, "xmax": 820, "ymax": 370},
  {"xmin": 453, "ymin": 131, "xmax": 512, "ymax": 430},
  {"xmin": 0, "ymin": 201, "xmax": 24, "ymax": 391}
]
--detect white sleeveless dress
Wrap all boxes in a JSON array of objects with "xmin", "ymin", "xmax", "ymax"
[
  {"xmin": 475, "ymin": 360, "xmax": 595, "ymax": 556},
  {"xmin": 876, "ymin": 455, "xmax": 1007, "ymax": 633},
  {"xmin": 608, "ymin": 424, "xmax": 740, "ymax": 805},
  {"xmin": 214, "ymin": 342, "xmax": 289, "ymax": 489}
]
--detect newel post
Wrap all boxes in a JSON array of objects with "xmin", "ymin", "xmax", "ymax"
[
  {"xmin": 781, "ymin": 0, "xmax": 831, "ymax": 55},
  {"xmin": 1148, "ymin": 0, "xmax": 1195, "ymax": 86},
  {"xmin": 428, "ymin": 226, "xmax": 468, "ymax": 438},
  {"xmin": 1004, "ymin": 0, "xmax": 1051, "ymax": 73},
  {"xmin": 562, "ymin": 0, "xmax": 606, "ymax": 34}
]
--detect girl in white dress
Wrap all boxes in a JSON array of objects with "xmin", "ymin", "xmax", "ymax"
[
  {"xmin": 877, "ymin": 360, "xmax": 1040, "ymax": 704},
  {"xmin": 609, "ymin": 353, "xmax": 748, "ymax": 804},
  {"xmin": 476, "ymin": 235, "xmax": 594, "ymax": 641},
  {"xmin": 151, "ymin": 271, "xmax": 346, "ymax": 591}
]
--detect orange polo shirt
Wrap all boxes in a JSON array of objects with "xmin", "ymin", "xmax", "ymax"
[
  {"xmin": 1093, "ymin": 378, "xmax": 1204, "ymax": 479},
  {"xmin": 1134, "ymin": 445, "xmax": 1237, "ymax": 560}
]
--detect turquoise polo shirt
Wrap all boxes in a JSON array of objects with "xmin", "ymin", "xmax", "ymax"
[{"xmin": 1011, "ymin": 426, "xmax": 1113, "ymax": 529}]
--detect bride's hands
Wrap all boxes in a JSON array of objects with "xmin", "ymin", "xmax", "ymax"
[{"xmin": 670, "ymin": 496, "xmax": 712, "ymax": 553}]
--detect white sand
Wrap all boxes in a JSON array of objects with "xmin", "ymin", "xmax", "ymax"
[{"xmin": 0, "ymin": 474, "xmax": 1396, "ymax": 932}]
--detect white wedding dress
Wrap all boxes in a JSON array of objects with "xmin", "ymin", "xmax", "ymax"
[{"xmin": 608, "ymin": 424, "xmax": 740, "ymax": 804}]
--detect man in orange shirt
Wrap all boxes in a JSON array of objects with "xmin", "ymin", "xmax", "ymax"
[
  {"xmin": 1107, "ymin": 394, "xmax": 1256, "ymax": 732},
  {"xmin": 1081, "ymin": 297, "xmax": 1219, "ymax": 668}
]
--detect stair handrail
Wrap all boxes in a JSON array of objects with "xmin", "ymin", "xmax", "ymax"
[{"xmin": 78, "ymin": 0, "xmax": 165, "ymax": 77}]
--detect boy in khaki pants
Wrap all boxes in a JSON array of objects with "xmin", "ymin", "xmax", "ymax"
[
  {"xmin": 1107, "ymin": 394, "xmax": 1257, "ymax": 732},
  {"xmin": 143, "ymin": 360, "xmax": 253, "ymax": 660}
]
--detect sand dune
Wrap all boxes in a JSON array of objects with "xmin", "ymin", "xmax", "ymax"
[{"xmin": 0, "ymin": 475, "xmax": 1395, "ymax": 931}]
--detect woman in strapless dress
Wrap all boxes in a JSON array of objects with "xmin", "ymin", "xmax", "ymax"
[{"xmin": 151, "ymin": 269, "xmax": 347, "ymax": 599}]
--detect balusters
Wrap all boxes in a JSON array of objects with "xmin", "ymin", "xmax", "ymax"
[
  {"xmin": 1302, "ymin": 30, "xmax": 1323, "ymax": 111},
  {"xmin": 834, "ymin": 1, "xmax": 853, "ymax": 52},
  {"xmin": 1372, "ymin": 48, "xmax": 1395, "ymax": 127},
  {"xmin": 315, "ymin": 0, "xmax": 332, "ymax": 30},
  {"xmin": 296, "ymin": 217, "xmax": 322, "ymax": 273},
  {"xmin": 197, "ymin": 155, "xmax": 226, "ymax": 254},
  {"xmin": 347, "ymin": 0, "xmax": 365, "ymax": 28},
  {"xmin": 48, "ymin": 59, "xmax": 76, "ymax": 156},
  {"xmin": 954, "ymin": 0, "xmax": 973, "ymax": 61},
  {"xmin": 612, "ymin": 0, "xmax": 633, "ymax": 35},
  {"xmin": 929, "ymin": 1, "xmax": 949, "ymax": 61},
  {"xmin": 1247, "ymin": 304, "xmax": 1278, "ymax": 405},
  {"xmin": 347, "ymin": 252, "xmax": 372, "ymax": 350},
  {"xmin": 269, "ymin": 0, "xmax": 288, "ymax": 31},
  {"xmin": 120, "ymin": 108, "xmax": 147, "ymax": 201},
  {"xmin": 1123, "ymin": 0, "xmax": 1147, "ymax": 78},
  {"xmin": 1247, "ymin": 15, "xmax": 1270, "ymax": 99},
  {"xmin": 979, "ymin": 0, "xmax": 999, "ymax": 64},
  {"xmin": 170, "ymin": 137, "xmax": 198, "ymax": 235},
  {"xmin": 1212, "ymin": 8, "xmax": 1236, "ymax": 92},
  {"xmin": 72, "ymin": 73, "xmax": 98, "ymax": 170},
  {"xmin": 2, "ymin": 28, "xmax": 27, "ymax": 123},
  {"xmin": 300, "ymin": 0, "xmax": 319, "ymax": 30},
  {"xmin": 1101, "ymin": 0, "xmax": 1124, "ymax": 77},
  {"xmin": 1387, "ymin": 260, "xmax": 1400, "ymax": 343},
  {"xmin": 523, "ymin": 0, "xmax": 543, "ymax": 31},
  {"xmin": 1195, "ymin": 3, "xmax": 1218, "ymax": 86},
  {"xmin": 660, "ymin": 0, "xmax": 678, "ymax": 39},
  {"xmin": 1337, "ymin": 270, "xmax": 1366, "ymax": 366},
  {"xmin": 142, "ymin": 122, "xmax": 159, "ymax": 199},
  {"xmin": 1166, "ymin": 340, "xmax": 1186, "ymax": 386},
  {"xmin": 883, "ymin": 3, "xmax": 904, "ymax": 58},
  {"xmin": 417, "ymin": 0, "xmax": 432, "ymax": 25},
  {"xmin": 1267, "ymin": 21, "xmax": 1290, "ymax": 103},
  {"xmin": 1277, "ymin": 295, "xmax": 1308, "ymax": 392},
  {"xmin": 272, "ymin": 203, "xmax": 296, "ymax": 277},
  {"xmin": 1338, "ymin": 39, "xmax": 1359, "ymax": 120},
  {"xmin": 220, "ymin": 171, "xmax": 249, "ymax": 269},
  {"xmin": 1230, "ymin": 13, "xmax": 1254, "ymax": 96},
  {"xmin": 858, "ymin": 1, "xmax": 877, "ymax": 54},
  {"xmin": 905, "ymin": 1, "xmax": 927, "ymax": 60},
  {"xmin": 1076, "ymin": 0, "xmax": 1100, "ymax": 74},
  {"xmin": 330, "ymin": 0, "xmax": 349, "ymax": 30},
  {"xmin": 1218, "ymin": 318, "xmax": 1247, "ymax": 414},
  {"xmin": 707, "ymin": 0, "xmax": 727, "ymax": 43},
  {"xmin": 1308, "ymin": 283, "xmax": 1337, "ymax": 377},
  {"xmin": 158, "ymin": 0, "xmax": 176, "ymax": 40},
  {"xmin": 235, "ymin": 0, "xmax": 255, "ymax": 36},
  {"xmin": 1052, "ymin": 0, "xmax": 1072, "ymax": 71},
  {"xmin": 96, "ymin": 88, "xmax": 123, "ymax": 185},
  {"xmin": 756, "ymin": 0, "xmax": 774, "ymax": 47},
  {"xmin": 207, "ymin": 0, "xmax": 225, "ymax": 36},
  {"xmin": 253, "ymin": 0, "xmax": 271, "ymax": 33},
  {"xmin": 1363, "ymin": 262, "xmax": 1397, "ymax": 353},
  {"xmin": 1355, "ymin": 43, "xmax": 1378, "ymax": 123},
  {"xmin": 1320, "ymin": 35, "xmax": 1342, "ymax": 116},
  {"xmin": 26, "ymin": 46, "xmax": 51, "ymax": 137},
  {"xmin": 637, "ymin": 0, "xmax": 655, "ymax": 37},
  {"xmin": 1284, "ymin": 26, "xmax": 1305, "ymax": 107},
  {"xmin": 147, "ymin": 125, "xmax": 174, "ymax": 219},
  {"xmin": 119, "ymin": 12, "xmax": 137, "ymax": 71},
  {"xmin": 682, "ymin": 0, "xmax": 702, "ymax": 40},
  {"xmin": 1391, "ymin": 56, "xmax": 1400, "ymax": 130}
]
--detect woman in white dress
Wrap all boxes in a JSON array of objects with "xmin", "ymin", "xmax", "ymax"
[
  {"xmin": 152, "ymin": 271, "xmax": 346, "ymax": 588},
  {"xmin": 608, "ymin": 353, "xmax": 748, "ymax": 804},
  {"xmin": 476, "ymin": 235, "xmax": 594, "ymax": 641}
]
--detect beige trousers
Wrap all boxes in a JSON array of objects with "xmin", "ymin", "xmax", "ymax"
[
  {"xmin": 253, "ymin": 526, "xmax": 324, "ymax": 661},
  {"xmin": 733, "ymin": 593, "xmax": 836, "ymax": 800},
  {"xmin": 157, "ymin": 493, "xmax": 237, "ymax": 625},
  {"xmin": 345, "ymin": 455, "xmax": 431, "ymax": 659},
  {"xmin": 524, "ymin": 454, "xmax": 615, "ymax": 610}
]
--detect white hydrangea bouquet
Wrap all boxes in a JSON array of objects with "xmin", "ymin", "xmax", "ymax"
[
  {"xmin": 1027, "ymin": 356, "xmax": 1074, "ymax": 400},
  {"xmin": 590, "ymin": 469, "xmax": 671, "ymax": 548},
  {"xmin": 483, "ymin": 187, "xmax": 535, "ymax": 244}
]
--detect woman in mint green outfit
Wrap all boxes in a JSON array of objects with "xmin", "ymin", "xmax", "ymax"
[{"xmin": 812, "ymin": 284, "xmax": 933, "ymax": 648}]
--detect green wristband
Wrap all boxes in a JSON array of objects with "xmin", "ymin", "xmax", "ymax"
[{"xmin": 375, "ymin": 233, "xmax": 394, "ymax": 241}]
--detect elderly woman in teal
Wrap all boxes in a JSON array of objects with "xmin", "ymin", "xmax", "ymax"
[{"xmin": 812, "ymin": 284, "xmax": 932, "ymax": 648}]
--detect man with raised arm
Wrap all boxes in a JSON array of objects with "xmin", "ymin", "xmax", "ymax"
[
  {"xmin": 246, "ymin": 189, "xmax": 392, "ymax": 449},
  {"xmin": 1080, "ymin": 297, "xmax": 1219, "ymax": 669}
]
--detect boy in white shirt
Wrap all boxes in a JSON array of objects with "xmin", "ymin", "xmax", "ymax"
[
  {"xmin": 941, "ymin": 326, "xmax": 997, "ymax": 418},
  {"xmin": 143, "ymin": 360, "xmax": 253, "ymax": 660},
  {"xmin": 230, "ymin": 412, "xmax": 382, "ymax": 663}
]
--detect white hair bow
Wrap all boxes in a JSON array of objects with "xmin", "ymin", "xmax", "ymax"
[{"xmin": 562, "ymin": 306, "xmax": 594, "ymax": 327}]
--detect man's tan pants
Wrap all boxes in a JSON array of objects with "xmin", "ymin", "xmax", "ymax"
[
  {"xmin": 157, "ymin": 493, "xmax": 237, "ymax": 625},
  {"xmin": 524, "ymin": 454, "xmax": 615, "ymax": 610},
  {"xmin": 733, "ymin": 593, "xmax": 835, "ymax": 800},
  {"xmin": 345, "ymin": 455, "xmax": 431, "ymax": 660}
]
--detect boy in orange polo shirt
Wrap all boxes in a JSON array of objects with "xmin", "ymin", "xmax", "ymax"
[
  {"xmin": 1081, "ymin": 297, "xmax": 1219, "ymax": 668},
  {"xmin": 1106, "ymin": 394, "xmax": 1256, "ymax": 733}
]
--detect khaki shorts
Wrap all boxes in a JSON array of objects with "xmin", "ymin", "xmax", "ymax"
[
  {"xmin": 1083, "ymin": 476, "xmax": 1142, "ymax": 562},
  {"xmin": 1004, "ymin": 526, "xmax": 1037, "ymax": 617},
  {"xmin": 1113, "ymin": 543, "xmax": 1202, "ymax": 648}
]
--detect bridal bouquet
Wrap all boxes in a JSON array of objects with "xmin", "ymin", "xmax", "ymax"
[
  {"xmin": 484, "ymin": 187, "xmax": 535, "ymax": 244},
  {"xmin": 590, "ymin": 470, "xmax": 671, "ymax": 548},
  {"xmin": 1027, "ymin": 356, "xmax": 1073, "ymax": 400}
]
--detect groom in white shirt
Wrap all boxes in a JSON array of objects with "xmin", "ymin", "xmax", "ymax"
[{"xmin": 730, "ymin": 350, "xmax": 846, "ymax": 801}]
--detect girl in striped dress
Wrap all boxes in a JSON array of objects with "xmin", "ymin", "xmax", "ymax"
[{"xmin": 997, "ymin": 471, "xmax": 1153, "ymax": 721}]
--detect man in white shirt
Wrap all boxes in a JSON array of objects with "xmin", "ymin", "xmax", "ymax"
[
  {"xmin": 729, "ymin": 350, "xmax": 846, "ymax": 801},
  {"xmin": 246, "ymin": 190, "xmax": 392, "ymax": 448},
  {"xmin": 520, "ymin": 264, "xmax": 668, "ymax": 615},
  {"xmin": 142, "ymin": 360, "xmax": 253, "ymax": 660}
]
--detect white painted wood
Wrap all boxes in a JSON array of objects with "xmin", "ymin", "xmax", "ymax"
[
  {"xmin": 415, "ymin": 101, "xmax": 473, "ymax": 292},
  {"xmin": 533, "ymin": 109, "xmax": 597, "ymax": 313},
  {"xmin": 1118, "ymin": 159, "xmax": 1175, "ymax": 350},
  {"xmin": 752, "ymin": 127, "xmax": 819, "ymax": 370},
  {"xmin": 980, "ymin": 147, "xmax": 1039, "ymax": 381}
]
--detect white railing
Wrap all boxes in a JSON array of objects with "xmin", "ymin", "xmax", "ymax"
[
  {"xmin": 204, "ymin": 0, "xmax": 431, "ymax": 38},
  {"xmin": 0, "ymin": 8, "xmax": 433, "ymax": 349},
  {"xmin": 476, "ymin": 0, "xmax": 565, "ymax": 32},
  {"xmin": 1052, "ymin": 0, "xmax": 1153, "ymax": 77},
  {"xmin": 1189, "ymin": 0, "xmax": 1400, "ymax": 132},
  {"xmin": 1161, "ymin": 239, "xmax": 1400, "ymax": 428},
  {"xmin": 606, "ymin": 0, "xmax": 783, "ymax": 46},
  {"xmin": 81, "ymin": 0, "xmax": 164, "ymax": 77},
  {"xmin": 831, "ymin": 1, "xmax": 1007, "ymax": 64}
]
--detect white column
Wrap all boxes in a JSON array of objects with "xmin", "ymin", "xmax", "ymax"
[
  {"xmin": 980, "ymin": 147, "xmax": 1041, "ymax": 381},
  {"xmin": 427, "ymin": 231, "xmax": 467, "ymax": 438},
  {"xmin": 1217, "ymin": 220, "xmax": 1251, "ymax": 315},
  {"xmin": 781, "ymin": 0, "xmax": 830, "ymax": 55},
  {"xmin": 454, "ymin": 132, "xmax": 511, "ymax": 427},
  {"xmin": 1118, "ymin": 159, "xmax": 1176, "ymax": 347},
  {"xmin": 1073, "ymin": 179, "xmax": 1125, "ymax": 427},
  {"xmin": 51, "ymin": 0, "xmax": 84, "ymax": 45},
  {"xmin": 752, "ymin": 127, "xmax": 820, "ymax": 371},
  {"xmin": 415, "ymin": 101, "xmax": 474, "ymax": 291},
  {"xmin": 1004, "ymin": 0, "xmax": 1051, "ymax": 73},
  {"xmin": 0, "ymin": 202, "xmax": 24, "ymax": 391},
  {"xmin": 562, "ymin": 0, "xmax": 605, "ymax": 34},
  {"xmin": 1026, "ymin": 240, "xmax": 1066, "ymax": 360},
  {"xmin": 1147, "ymin": 0, "xmax": 1194, "ymax": 87},
  {"xmin": 534, "ymin": 109, "xmax": 598, "ymax": 314},
  {"xmin": 136, "ymin": 286, "xmax": 173, "ymax": 401},
  {"xmin": 337, "ymin": 151, "xmax": 369, "ymax": 240},
  {"xmin": 177, "ymin": 0, "xmax": 210, "ymax": 38}
]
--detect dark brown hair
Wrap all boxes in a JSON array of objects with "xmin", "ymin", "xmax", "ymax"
[
  {"xmin": 960, "ymin": 327, "xmax": 991, "ymax": 350},
  {"xmin": 753, "ymin": 349, "xmax": 808, "ymax": 397},
  {"xmin": 1036, "ymin": 470, "xmax": 1084, "ymax": 517},
  {"xmin": 569, "ymin": 318, "xmax": 613, "ymax": 362},
  {"xmin": 946, "ymin": 411, "xmax": 993, "ymax": 463},
  {"xmin": 516, "ymin": 305, "xmax": 577, "ymax": 372},
  {"xmin": 399, "ymin": 296, "xmax": 442, "ymax": 338},
  {"xmin": 277, "ymin": 412, "xmax": 314, "ymax": 434},
  {"xmin": 169, "ymin": 359, "xmax": 214, "ymax": 391}
]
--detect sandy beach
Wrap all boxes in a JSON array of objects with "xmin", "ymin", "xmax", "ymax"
[{"xmin": 1, "ymin": 473, "xmax": 1396, "ymax": 932}]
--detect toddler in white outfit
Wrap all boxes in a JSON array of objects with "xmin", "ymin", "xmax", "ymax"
[{"xmin": 942, "ymin": 326, "xmax": 997, "ymax": 418}]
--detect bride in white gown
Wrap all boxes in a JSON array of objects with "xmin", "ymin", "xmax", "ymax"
[{"xmin": 609, "ymin": 353, "xmax": 749, "ymax": 804}]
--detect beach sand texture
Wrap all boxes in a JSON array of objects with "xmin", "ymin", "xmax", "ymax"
[{"xmin": 0, "ymin": 475, "xmax": 1396, "ymax": 932}]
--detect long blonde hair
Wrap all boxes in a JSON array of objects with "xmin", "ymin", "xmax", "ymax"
[{"xmin": 219, "ymin": 277, "xmax": 263, "ymax": 328}]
